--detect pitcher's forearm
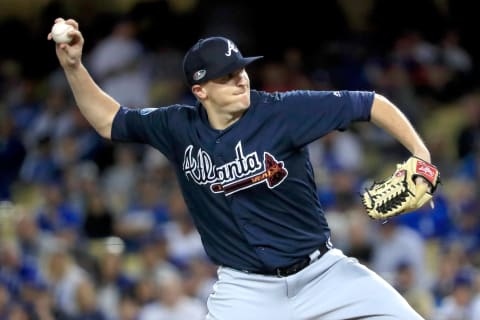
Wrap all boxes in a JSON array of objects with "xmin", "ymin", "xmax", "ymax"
[
  {"xmin": 64, "ymin": 63, "xmax": 120, "ymax": 139},
  {"xmin": 371, "ymin": 94, "xmax": 430, "ymax": 162}
]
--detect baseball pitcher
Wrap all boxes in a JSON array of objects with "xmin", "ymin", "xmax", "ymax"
[{"xmin": 49, "ymin": 18, "xmax": 439, "ymax": 319}]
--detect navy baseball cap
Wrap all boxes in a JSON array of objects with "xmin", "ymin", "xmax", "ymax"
[{"xmin": 183, "ymin": 36, "xmax": 263, "ymax": 86}]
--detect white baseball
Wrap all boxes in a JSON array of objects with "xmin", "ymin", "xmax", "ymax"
[{"xmin": 51, "ymin": 22, "xmax": 74, "ymax": 44}]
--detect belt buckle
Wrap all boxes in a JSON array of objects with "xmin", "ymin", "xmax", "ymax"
[
  {"xmin": 274, "ymin": 242, "xmax": 331, "ymax": 277},
  {"xmin": 276, "ymin": 259, "xmax": 305, "ymax": 277},
  {"xmin": 276, "ymin": 268, "xmax": 285, "ymax": 277},
  {"xmin": 275, "ymin": 264, "xmax": 294, "ymax": 277}
]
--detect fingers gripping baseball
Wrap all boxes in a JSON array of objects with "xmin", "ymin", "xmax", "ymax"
[
  {"xmin": 361, "ymin": 157, "xmax": 440, "ymax": 220},
  {"xmin": 48, "ymin": 18, "xmax": 84, "ymax": 69}
]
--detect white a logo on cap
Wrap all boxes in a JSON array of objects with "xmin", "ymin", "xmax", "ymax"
[{"xmin": 225, "ymin": 40, "xmax": 238, "ymax": 56}]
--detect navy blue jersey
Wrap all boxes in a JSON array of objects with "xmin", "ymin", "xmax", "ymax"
[{"xmin": 111, "ymin": 89, "xmax": 374, "ymax": 272}]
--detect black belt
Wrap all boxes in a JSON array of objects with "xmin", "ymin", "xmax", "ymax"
[{"xmin": 271, "ymin": 242, "xmax": 331, "ymax": 277}]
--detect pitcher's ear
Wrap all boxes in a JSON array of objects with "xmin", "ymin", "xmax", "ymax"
[{"xmin": 192, "ymin": 84, "xmax": 207, "ymax": 100}]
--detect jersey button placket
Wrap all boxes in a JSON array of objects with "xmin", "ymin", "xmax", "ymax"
[
  {"xmin": 213, "ymin": 134, "xmax": 223, "ymax": 160},
  {"xmin": 213, "ymin": 134, "xmax": 222, "ymax": 161}
]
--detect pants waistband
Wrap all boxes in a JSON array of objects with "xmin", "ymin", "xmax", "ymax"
[
  {"xmin": 222, "ymin": 240, "xmax": 333, "ymax": 277},
  {"xmin": 271, "ymin": 242, "xmax": 331, "ymax": 277}
]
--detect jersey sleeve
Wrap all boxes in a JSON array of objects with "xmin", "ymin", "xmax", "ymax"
[
  {"xmin": 111, "ymin": 106, "xmax": 175, "ymax": 159},
  {"xmin": 282, "ymin": 90, "xmax": 374, "ymax": 148}
]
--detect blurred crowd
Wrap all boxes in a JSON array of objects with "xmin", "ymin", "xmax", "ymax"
[{"xmin": 1, "ymin": 1, "xmax": 480, "ymax": 319}]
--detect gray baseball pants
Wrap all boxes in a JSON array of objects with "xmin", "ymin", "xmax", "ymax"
[{"xmin": 206, "ymin": 249, "xmax": 423, "ymax": 320}]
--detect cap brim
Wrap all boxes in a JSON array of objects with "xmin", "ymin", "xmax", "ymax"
[
  {"xmin": 241, "ymin": 56, "xmax": 264, "ymax": 65},
  {"xmin": 203, "ymin": 55, "xmax": 263, "ymax": 83}
]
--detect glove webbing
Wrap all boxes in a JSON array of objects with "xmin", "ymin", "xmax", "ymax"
[{"xmin": 362, "ymin": 179, "xmax": 412, "ymax": 215}]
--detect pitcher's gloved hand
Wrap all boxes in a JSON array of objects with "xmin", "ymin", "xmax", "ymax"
[{"xmin": 361, "ymin": 157, "xmax": 440, "ymax": 220}]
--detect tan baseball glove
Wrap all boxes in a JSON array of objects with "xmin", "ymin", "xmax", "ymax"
[{"xmin": 361, "ymin": 156, "xmax": 440, "ymax": 220}]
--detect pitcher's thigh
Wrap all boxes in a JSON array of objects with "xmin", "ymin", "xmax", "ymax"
[
  {"xmin": 295, "ymin": 257, "xmax": 424, "ymax": 319},
  {"xmin": 206, "ymin": 269, "xmax": 291, "ymax": 320}
]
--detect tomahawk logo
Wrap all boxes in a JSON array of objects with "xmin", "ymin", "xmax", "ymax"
[{"xmin": 182, "ymin": 142, "xmax": 288, "ymax": 196}]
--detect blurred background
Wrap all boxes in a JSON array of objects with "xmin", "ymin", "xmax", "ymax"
[{"xmin": 1, "ymin": 0, "xmax": 480, "ymax": 319}]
